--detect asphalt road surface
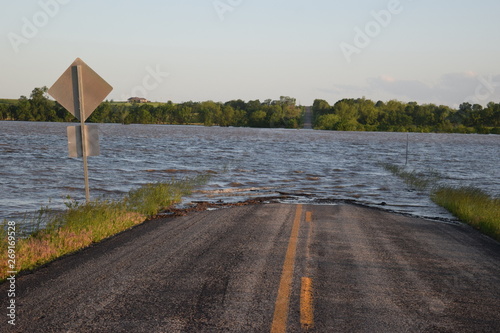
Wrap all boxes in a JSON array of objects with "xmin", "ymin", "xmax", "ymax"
[{"xmin": 2, "ymin": 203, "xmax": 500, "ymax": 332}]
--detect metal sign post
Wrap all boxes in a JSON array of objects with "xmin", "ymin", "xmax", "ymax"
[
  {"xmin": 49, "ymin": 58, "xmax": 113, "ymax": 203},
  {"xmin": 75, "ymin": 65, "xmax": 90, "ymax": 202}
]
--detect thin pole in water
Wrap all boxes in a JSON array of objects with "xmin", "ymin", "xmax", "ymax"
[{"xmin": 405, "ymin": 133, "xmax": 409, "ymax": 166}]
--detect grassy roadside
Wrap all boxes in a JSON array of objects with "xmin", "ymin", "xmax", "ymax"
[
  {"xmin": 0, "ymin": 176, "xmax": 208, "ymax": 281},
  {"xmin": 431, "ymin": 187, "xmax": 500, "ymax": 241},
  {"xmin": 383, "ymin": 163, "xmax": 499, "ymax": 242}
]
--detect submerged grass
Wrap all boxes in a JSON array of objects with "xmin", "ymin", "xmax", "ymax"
[
  {"xmin": 0, "ymin": 175, "xmax": 208, "ymax": 281},
  {"xmin": 381, "ymin": 163, "xmax": 440, "ymax": 191},
  {"xmin": 432, "ymin": 187, "xmax": 500, "ymax": 241},
  {"xmin": 383, "ymin": 162, "xmax": 499, "ymax": 241}
]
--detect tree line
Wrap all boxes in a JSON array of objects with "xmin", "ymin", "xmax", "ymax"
[
  {"xmin": 313, "ymin": 98, "xmax": 500, "ymax": 134},
  {"xmin": 1, "ymin": 87, "xmax": 499, "ymax": 134},
  {"xmin": 0, "ymin": 87, "xmax": 303, "ymax": 129}
]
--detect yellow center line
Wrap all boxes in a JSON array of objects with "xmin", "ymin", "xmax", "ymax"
[
  {"xmin": 270, "ymin": 204, "xmax": 303, "ymax": 333},
  {"xmin": 300, "ymin": 277, "xmax": 314, "ymax": 329},
  {"xmin": 302, "ymin": 210, "xmax": 315, "ymax": 330},
  {"xmin": 306, "ymin": 211, "xmax": 312, "ymax": 223}
]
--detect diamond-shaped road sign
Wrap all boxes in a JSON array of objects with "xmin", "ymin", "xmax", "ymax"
[
  {"xmin": 48, "ymin": 58, "xmax": 113, "ymax": 121},
  {"xmin": 48, "ymin": 58, "xmax": 112, "ymax": 202}
]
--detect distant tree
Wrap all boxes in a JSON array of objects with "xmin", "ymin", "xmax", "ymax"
[
  {"xmin": 279, "ymin": 96, "xmax": 296, "ymax": 106},
  {"xmin": 8, "ymin": 86, "xmax": 499, "ymax": 133},
  {"xmin": 135, "ymin": 104, "xmax": 155, "ymax": 124},
  {"xmin": 246, "ymin": 100, "xmax": 261, "ymax": 114},
  {"xmin": 88, "ymin": 102, "xmax": 112, "ymax": 123},
  {"xmin": 198, "ymin": 101, "xmax": 221, "ymax": 126},
  {"xmin": 14, "ymin": 96, "xmax": 33, "ymax": 121},
  {"xmin": 312, "ymin": 99, "xmax": 330, "ymax": 113},
  {"xmin": 484, "ymin": 102, "xmax": 500, "ymax": 127},
  {"xmin": 54, "ymin": 101, "xmax": 73, "ymax": 122},
  {"xmin": 152, "ymin": 102, "xmax": 174, "ymax": 124},
  {"xmin": 249, "ymin": 110, "xmax": 267, "ymax": 127},
  {"xmin": 268, "ymin": 104, "xmax": 284, "ymax": 127},
  {"xmin": 316, "ymin": 114, "xmax": 341, "ymax": 130},
  {"xmin": 29, "ymin": 86, "xmax": 56, "ymax": 121},
  {"xmin": 0, "ymin": 104, "xmax": 8, "ymax": 120},
  {"xmin": 451, "ymin": 103, "xmax": 473, "ymax": 125},
  {"xmin": 464, "ymin": 104, "xmax": 484, "ymax": 127},
  {"xmin": 312, "ymin": 99, "xmax": 331, "ymax": 126},
  {"xmin": 173, "ymin": 105, "xmax": 192, "ymax": 124},
  {"xmin": 225, "ymin": 99, "xmax": 247, "ymax": 112},
  {"xmin": 357, "ymin": 99, "xmax": 378, "ymax": 127}
]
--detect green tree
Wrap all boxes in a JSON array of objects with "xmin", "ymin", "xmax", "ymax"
[
  {"xmin": 358, "ymin": 99, "xmax": 379, "ymax": 128},
  {"xmin": 173, "ymin": 105, "xmax": 192, "ymax": 124},
  {"xmin": 279, "ymin": 96, "xmax": 296, "ymax": 106},
  {"xmin": 153, "ymin": 102, "xmax": 175, "ymax": 124},
  {"xmin": 268, "ymin": 104, "xmax": 284, "ymax": 127},
  {"xmin": 14, "ymin": 96, "xmax": 33, "ymax": 121},
  {"xmin": 88, "ymin": 102, "xmax": 112, "ymax": 123},
  {"xmin": 225, "ymin": 99, "xmax": 247, "ymax": 112},
  {"xmin": 246, "ymin": 100, "xmax": 261, "ymax": 114},
  {"xmin": 484, "ymin": 102, "xmax": 500, "ymax": 127},
  {"xmin": 316, "ymin": 114, "xmax": 341, "ymax": 130},
  {"xmin": 198, "ymin": 101, "xmax": 221, "ymax": 126},
  {"xmin": 54, "ymin": 101, "xmax": 74, "ymax": 122},
  {"xmin": 312, "ymin": 99, "xmax": 331, "ymax": 122},
  {"xmin": 249, "ymin": 110, "xmax": 267, "ymax": 127},
  {"xmin": 29, "ymin": 86, "xmax": 55, "ymax": 121},
  {"xmin": 135, "ymin": 104, "xmax": 155, "ymax": 124},
  {"xmin": 0, "ymin": 104, "xmax": 9, "ymax": 120}
]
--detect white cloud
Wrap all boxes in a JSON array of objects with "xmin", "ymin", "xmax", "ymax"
[{"xmin": 323, "ymin": 73, "xmax": 500, "ymax": 107}]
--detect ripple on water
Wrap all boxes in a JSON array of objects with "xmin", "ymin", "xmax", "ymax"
[{"xmin": 1, "ymin": 122, "xmax": 499, "ymax": 222}]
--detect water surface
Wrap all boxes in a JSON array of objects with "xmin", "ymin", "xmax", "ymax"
[{"xmin": 1, "ymin": 121, "xmax": 498, "ymax": 223}]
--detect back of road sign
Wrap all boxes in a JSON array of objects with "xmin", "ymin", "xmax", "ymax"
[
  {"xmin": 48, "ymin": 58, "xmax": 113, "ymax": 121},
  {"xmin": 67, "ymin": 125, "xmax": 100, "ymax": 158}
]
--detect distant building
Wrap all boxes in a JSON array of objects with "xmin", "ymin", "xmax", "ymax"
[{"xmin": 128, "ymin": 97, "xmax": 150, "ymax": 103}]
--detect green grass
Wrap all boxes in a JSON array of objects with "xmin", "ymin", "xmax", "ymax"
[
  {"xmin": 0, "ymin": 176, "xmax": 208, "ymax": 280},
  {"xmin": 125, "ymin": 179, "xmax": 199, "ymax": 216},
  {"xmin": 383, "ymin": 163, "xmax": 499, "ymax": 241},
  {"xmin": 432, "ymin": 186, "xmax": 500, "ymax": 241},
  {"xmin": 0, "ymin": 99, "xmax": 17, "ymax": 105},
  {"xmin": 108, "ymin": 102, "xmax": 164, "ymax": 107}
]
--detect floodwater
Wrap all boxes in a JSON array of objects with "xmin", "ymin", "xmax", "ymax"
[{"xmin": 1, "ymin": 121, "xmax": 499, "ymax": 223}]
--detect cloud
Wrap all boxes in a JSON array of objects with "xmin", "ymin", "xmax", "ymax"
[
  {"xmin": 323, "ymin": 72, "xmax": 500, "ymax": 107},
  {"xmin": 367, "ymin": 76, "xmax": 432, "ymax": 101}
]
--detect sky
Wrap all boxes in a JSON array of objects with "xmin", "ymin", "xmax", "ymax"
[{"xmin": 1, "ymin": 0, "xmax": 500, "ymax": 107}]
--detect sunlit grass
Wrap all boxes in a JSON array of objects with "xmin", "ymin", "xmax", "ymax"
[
  {"xmin": 0, "ymin": 175, "xmax": 208, "ymax": 281},
  {"xmin": 432, "ymin": 186, "xmax": 500, "ymax": 241},
  {"xmin": 383, "ymin": 163, "xmax": 499, "ymax": 241}
]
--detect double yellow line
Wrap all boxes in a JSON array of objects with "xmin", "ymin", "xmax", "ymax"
[{"xmin": 270, "ymin": 204, "xmax": 314, "ymax": 332}]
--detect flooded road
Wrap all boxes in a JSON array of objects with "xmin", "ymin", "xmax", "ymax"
[
  {"xmin": 1, "ymin": 121, "xmax": 499, "ymax": 223},
  {"xmin": 3, "ymin": 204, "xmax": 500, "ymax": 332}
]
